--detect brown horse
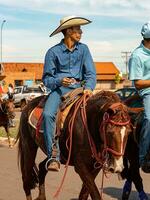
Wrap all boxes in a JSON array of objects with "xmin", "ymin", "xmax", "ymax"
[
  {"xmin": 17, "ymin": 91, "xmax": 132, "ymax": 200},
  {"xmin": 0, "ymin": 98, "xmax": 15, "ymax": 147}
]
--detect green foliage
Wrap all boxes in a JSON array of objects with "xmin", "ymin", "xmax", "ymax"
[
  {"xmin": 114, "ymin": 73, "xmax": 121, "ymax": 84},
  {"xmin": 0, "ymin": 121, "xmax": 19, "ymax": 138}
]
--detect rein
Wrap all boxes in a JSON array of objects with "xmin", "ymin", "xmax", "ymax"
[{"xmin": 54, "ymin": 93, "xmax": 90, "ymax": 198}]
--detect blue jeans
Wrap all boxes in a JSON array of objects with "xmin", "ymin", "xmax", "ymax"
[
  {"xmin": 43, "ymin": 86, "xmax": 74, "ymax": 159},
  {"xmin": 139, "ymin": 94, "xmax": 150, "ymax": 165}
]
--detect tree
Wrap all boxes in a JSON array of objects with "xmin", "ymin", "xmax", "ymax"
[{"xmin": 114, "ymin": 73, "xmax": 121, "ymax": 85}]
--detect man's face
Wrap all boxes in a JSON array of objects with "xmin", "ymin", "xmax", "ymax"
[{"xmin": 67, "ymin": 26, "xmax": 82, "ymax": 42}]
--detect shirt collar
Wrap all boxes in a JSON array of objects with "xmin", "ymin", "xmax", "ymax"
[
  {"xmin": 60, "ymin": 39, "xmax": 79, "ymax": 52},
  {"xmin": 141, "ymin": 41, "xmax": 150, "ymax": 54}
]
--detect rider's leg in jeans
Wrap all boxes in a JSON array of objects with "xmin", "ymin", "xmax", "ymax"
[
  {"xmin": 43, "ymin": 89, "xmax": 61, "ymax": 165},
  {"xmin": 43, "ymin": 87, "xmax": 73, "ymax": 170},
  {"xmin": 139, "ymin": 94, "xmax": 150, "ymax": 166}
]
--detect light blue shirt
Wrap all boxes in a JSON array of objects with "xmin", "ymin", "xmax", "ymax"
[
  {"xmin": 129, "ymin": 41, "xmax": 150, "ymax": 96},
  {"xmin": 42, "ymin": 40, "xmax": 96, "ymax": 91}
]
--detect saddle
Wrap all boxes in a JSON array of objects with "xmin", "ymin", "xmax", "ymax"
[{"xmin": 28, "ymin": 87, "xmax": 84, "ymax": 136}]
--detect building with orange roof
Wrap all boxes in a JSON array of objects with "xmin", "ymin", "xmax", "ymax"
[
  {"xmin": 95, "ymin": 62, "xmax": 124, "ymax": 90},
  {"xmin": 0, "ymin": 62, "xmax": 124, "ymax": 92}
]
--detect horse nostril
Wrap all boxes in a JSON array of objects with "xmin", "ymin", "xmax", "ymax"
[{"xmin": 109, "ymin": 167, "xmax": 115, "ymax": 173}]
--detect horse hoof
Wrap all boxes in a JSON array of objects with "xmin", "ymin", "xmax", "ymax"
[
  {"xmin": 139, "ymin": 191, "xmax": 148, "ymax": 200},
  {"xmin": 141, "ymin": 163, "xmax": 150, "ymax": 173},
  {"xmin": 121, "ymin": 180, "xmax": 132, "ymax": 200}
]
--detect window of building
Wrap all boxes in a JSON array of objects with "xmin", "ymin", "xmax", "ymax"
[
  {"xmin": 35, "ymin": 79, "xmax": 42, "ymax": 84},
  {"xmin": 15, "ymin": 80, "xmax": 23, "ymax": 86}
]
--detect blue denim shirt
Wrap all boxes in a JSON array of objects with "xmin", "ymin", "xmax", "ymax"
[{"xmin": 42, "ymin": 40, "xmax": 96, "ymax": 91}]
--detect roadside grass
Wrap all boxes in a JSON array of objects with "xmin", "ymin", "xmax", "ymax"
[{"xmin": 0, "ymin": 120, "xmax": 19, "ymax": 139}]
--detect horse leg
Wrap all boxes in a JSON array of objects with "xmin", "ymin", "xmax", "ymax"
[
  {"xmin": 35, "ymin": 158, "xmax": 48, "ymax": 200},
  {"xmin": 121, "ymin": 157, "xmax": 132, "ymax": 200},
  {"xmin": 21, "ymin": 140, "xmax": 38, "ymax": 200},
  {"xmin": 122, "ymin": 135, "xmax": 148, "ymax": 200},
  {"xmin": 128, "ymin": 162, "xmax": 148, "ymax": 200},
  {"xmin": 74, "ymin": 156, "xmax": 101, "ymax": 200},
  {"xmin": 4, "ymin": 127, "xmax": 12, "ymax": 148},
  {"xmin": 128, "ymin": 138, "xmax": 148, "ymax": 200},
  {"xmin": 78, "ymin": 168, "xmax": 100, "ymax": 200}
]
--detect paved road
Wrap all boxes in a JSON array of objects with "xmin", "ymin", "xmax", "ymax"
[{"xmin": 0, "ymin": 143, "xmax": 150, "ymax": 200}]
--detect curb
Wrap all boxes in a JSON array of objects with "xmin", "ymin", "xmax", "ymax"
[
  {"xmin": 0, "ymin": 137, "xmax": 16, "ymax": 147},
  {"xmin": 0, "ymin": 136, "xmax": 15, "ymax": 142}
]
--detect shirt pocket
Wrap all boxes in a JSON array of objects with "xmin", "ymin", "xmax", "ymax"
[
  {"xmin": 72, "ymin": 51, "xmax": 82, "ymax": 65},
  {"xmin": 56, "ymin": 54, "xmax": 70, "ymax": 71}
]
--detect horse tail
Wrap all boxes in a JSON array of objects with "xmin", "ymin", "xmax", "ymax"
[
  {"xmin": 17, "ymin": 110, "xmax": 29, "ymax": 169},
  {"xmin": 17, "ymin": 107, "xmax": 39, "ymax": 189}
]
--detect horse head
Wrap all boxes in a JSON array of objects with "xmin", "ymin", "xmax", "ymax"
[
  {"xmin": 0, "ymin": 99, "xmax": 15, "ymax": 119},
  {"xmin": 100, "ymin": 102, "xmax": 132, "ymax": 173}
]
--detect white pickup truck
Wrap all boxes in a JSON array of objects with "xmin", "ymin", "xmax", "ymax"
[{"xmin": 14, "ymin": 85, "xmax": 45, "ymax": 110}]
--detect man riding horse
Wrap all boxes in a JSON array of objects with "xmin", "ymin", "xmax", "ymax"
[
  {"xmin": 129, "ymin": 21, "xmax": 150, "ymax": 173},
  {"xmin": 42, "ymin": 16, "xmax": 96, "ymax": 172}
]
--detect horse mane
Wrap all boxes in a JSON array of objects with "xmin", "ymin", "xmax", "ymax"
[
  {"xmin": 90, "ymin": 90, "xmax": 120, "ymax": 103},
  {"xmin": 87, "ymin": 90, "xmax": 121, "ymax": 110},
  {"xmin": 27, "ymin": 95, "xmax": 45, "ymax": 111},
  {"xmin": 85, "ymin": 91, "xmax": 129, "ymax": 148}
]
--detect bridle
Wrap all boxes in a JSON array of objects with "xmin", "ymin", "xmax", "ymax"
[
  {"xmin": 100, "ymin": 108, "xmax": 130, "ymax": 158},
  {"xmin": 82, "ymin": 101, "xmax": 130, "ymax": 168}
]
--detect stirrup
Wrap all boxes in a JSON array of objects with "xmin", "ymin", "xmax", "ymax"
[{"xmin": 45, "ymin": 158, "xmax": 60, "ymax": 172}]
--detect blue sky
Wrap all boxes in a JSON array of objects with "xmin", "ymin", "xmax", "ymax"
[{"xmin": 0, "ymin": 0, "xmax": 150, "ymax": 72}]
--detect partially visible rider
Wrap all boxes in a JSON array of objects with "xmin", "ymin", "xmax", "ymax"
[
  {"xmin": 128, "ymin": 21, "xmax": 150, "ymax": 173},
  {"xmin": 7, "ymin": 83, "xmax": 15, "ymax": 127},
  {"xmin": 42, "ymin": 15, "xmax": 96, "ymax": 172},
  {"xmin": 7, "ymin": 83, "xmax": 14, "ymax": 100}
]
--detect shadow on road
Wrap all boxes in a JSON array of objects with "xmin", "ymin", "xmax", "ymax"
[
  {"xmin": 70, "ymin": 199, "xmax": 78, "ymax": 200},
  {"xmin": 103, "ymin": 187, "xmax": 150, "ymax": 200},
  {"xmin": 70, "ymin": 187, "xmax": 150, "ymax": 200}
]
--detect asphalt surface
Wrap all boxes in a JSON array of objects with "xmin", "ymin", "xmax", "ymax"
[
  {"xmin": 0, "ymin": 143, "xmax": 150, "ymax": 200},
  {"xmin": 0, "ymin": 110, "xmax": 150, "ymax": 200}
]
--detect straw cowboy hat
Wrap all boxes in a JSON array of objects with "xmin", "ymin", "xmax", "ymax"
[{"xmin": 50, "ymin": 15, "xmax": 91, "ymax": 37}]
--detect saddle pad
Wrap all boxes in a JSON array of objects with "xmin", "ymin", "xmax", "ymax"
[
  {"xmin": 28, "ymin": 107, "xmax": 44, "ymax": 133},
  {"xmin": 28, "ymin": 96, "xmax": 80, "ymax": 134}
]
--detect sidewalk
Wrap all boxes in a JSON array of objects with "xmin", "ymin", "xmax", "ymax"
[{"xmin": 0, "ymin": 136, "xmax": 16, "ymax": 147}]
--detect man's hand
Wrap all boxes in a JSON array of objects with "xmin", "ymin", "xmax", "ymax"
[
  {"xmin": 61, "ymin": 77, "xmax": 73, "ymax": 87},
  {"xmin": 83, "ymin": 89, "xmax": 93, "ymax": 97}
]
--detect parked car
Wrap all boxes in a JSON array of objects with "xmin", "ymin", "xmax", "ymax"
[
  {"xmin": 14, "ymin": 85, "xmax": 45, "ymax": 110},
  {"xmin": 115, "ymin": 87, "xmax": 138, "ymax": 101}
]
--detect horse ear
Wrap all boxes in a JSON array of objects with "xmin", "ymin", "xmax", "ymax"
[
  {"xmin": 127, "ymin": 107, "xmax": 144, "ymax": 114},
  {"xmin": 107, "ymin": 107, "xmax": 116, "ymax": 115}
]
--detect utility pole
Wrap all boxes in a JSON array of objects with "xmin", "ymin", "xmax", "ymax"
[
  {"xmin": 0, "ymin": 20, "xmax": 6, "ymax": 74},
  {"xmin": 121, "ymin": 51, "xmax": 131, "ymax": 79}
]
